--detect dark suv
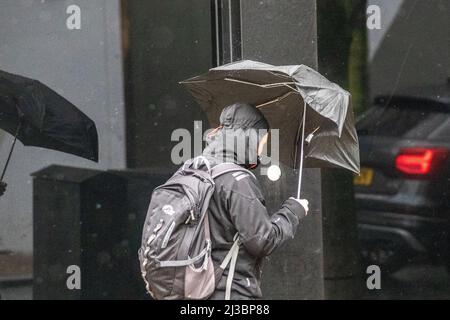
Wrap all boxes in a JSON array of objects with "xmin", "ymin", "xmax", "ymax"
[{"xmin": 355, "ymin": 83, "xmax": 450, "ymax": 272}]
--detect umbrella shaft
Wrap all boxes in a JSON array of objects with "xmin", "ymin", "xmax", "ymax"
[
  {"xmin": 1, "ymin": 122, "xmax": 21, "ymax": 182},
  {"xmin": 296, "ymin": 102, "xmax": 306, "ymax": 199}
]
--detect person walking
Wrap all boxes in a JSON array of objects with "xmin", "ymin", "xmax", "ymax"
[{"xmin": 203, "ymin": 102, "xmax": 309, "ymax": 299}]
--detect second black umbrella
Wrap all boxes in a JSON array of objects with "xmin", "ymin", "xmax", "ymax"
[{"xmin": 0, "ymin": 69, "xmax": 98, "ymax": 181}]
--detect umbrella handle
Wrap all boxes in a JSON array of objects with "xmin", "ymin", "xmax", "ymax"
[
  {"xmin": 296, "ymin": 102, "xmax": 306, "ymax": 199},
  {"xmin": 1, "ymin": 121, "xmax": 22, "ymax": 182}
]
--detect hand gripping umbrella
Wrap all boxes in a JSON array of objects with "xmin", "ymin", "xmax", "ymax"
[
  {"xmin": 0, "ymin": 69, "xmax": 98, "ymax": 183},
  {"xmin": 181, "ymin": 60, "xmax": 360, "ymax": 198}
]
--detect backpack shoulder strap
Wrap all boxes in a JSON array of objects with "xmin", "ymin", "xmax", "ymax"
[
  {"xmin": 219, "ymin": 233, "xmax": 240, "ymax": 300},
  {"xmin": 211, "ymin": 162, "xmax": 256, "ymax": 180}
]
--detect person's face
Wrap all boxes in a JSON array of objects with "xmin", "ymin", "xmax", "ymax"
[{"xmin": 257, "ymin": 133, "xmax": 269, "ymax": 156}]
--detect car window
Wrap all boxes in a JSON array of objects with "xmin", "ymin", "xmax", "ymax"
[{"xmin": 357, "ymin": 101, "xmax": 449, "ymax": 138}]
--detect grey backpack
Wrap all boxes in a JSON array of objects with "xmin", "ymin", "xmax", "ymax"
[{"xmin": 138, "ymin": 156, "xmax": 254, "ymax": 300}]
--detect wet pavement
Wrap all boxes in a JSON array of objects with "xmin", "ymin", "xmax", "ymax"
[{"xmin": 1, "ymin": 263, "xmax": 449, "ymax": 300}]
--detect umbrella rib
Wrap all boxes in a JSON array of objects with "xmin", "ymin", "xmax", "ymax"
[
  {"xmin": 255, "ymin": 91, "xmax": 299, "ymax": 108},
  {"xmin": 264, "ymin": 82, "xmax": 297, "ymax": 88},
  {"xmin": 179, "ymin": 79, "xmax": 206, "ymax": 84},
  {"xmin": 267, "ymin": 71, "xmax": 292, "ymax": 79},
  {"xmin": 224, "ymin": 77, "xmax": 296, "ymax": 89}
]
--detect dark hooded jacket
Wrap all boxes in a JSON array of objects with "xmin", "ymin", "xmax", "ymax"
[{"xmin": 203, "ymin": 102, "xmax": 306, "ymax": 300}]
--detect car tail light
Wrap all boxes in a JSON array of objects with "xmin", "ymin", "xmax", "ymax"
[{"xmin": 395, "ymin": 148, "xmax": 449, "ymax": 176}]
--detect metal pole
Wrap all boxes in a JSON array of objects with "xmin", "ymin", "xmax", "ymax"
[{"xmin": 296, "ymin": 101, "xmax": 306, "ymax": 199}]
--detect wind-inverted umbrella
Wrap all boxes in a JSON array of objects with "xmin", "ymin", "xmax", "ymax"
[
  {"xmin": 181, "ymin": 60, "xmax": 360, "ymax": 198},
  {"xmin": 0, "ymin": 69, "xmax": 98, "ymax": 182}
]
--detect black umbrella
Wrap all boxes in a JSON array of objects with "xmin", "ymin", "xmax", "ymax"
[
  {"xmin": 181, "ymin": 60, "xmax": 360, "ymax": 198},
  {"xmin": 0, "ymin": 69, "xmax": 98, "ymax": 182}
]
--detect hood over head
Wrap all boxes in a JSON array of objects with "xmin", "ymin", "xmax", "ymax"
[{"xmin": 203, "ymin": 102, "xmax": 269, "ymax": 167}]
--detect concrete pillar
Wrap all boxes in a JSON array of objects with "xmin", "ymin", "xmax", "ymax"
[
  {"xmin": 316, "ymin": 0, "xmax": 366, "ymax": 299},
  {"xmin": 238, "ymin": 0, "xmax": 323, "ymax": 299}
]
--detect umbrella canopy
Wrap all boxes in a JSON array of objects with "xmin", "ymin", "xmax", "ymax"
[
  {"xmin": 181, "ymin": 60, "xmax": 360, "ymax": 175},
  {"xmin": 0, "ymin": 69, "xmax": 98, "ymax": 162}
]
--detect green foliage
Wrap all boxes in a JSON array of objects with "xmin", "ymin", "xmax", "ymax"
[{"xmin": 317, "ymin": 0, "xmax": 368, "ymax": 115}]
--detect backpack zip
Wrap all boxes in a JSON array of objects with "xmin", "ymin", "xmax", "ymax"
[{"xmin": 161, "ymin": 220, "xmax": 176, "ymax": 249}]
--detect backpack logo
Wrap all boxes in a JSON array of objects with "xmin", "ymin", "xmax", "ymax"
[{"xmin": 162, "ymin": 204, "xmax": 175, "ymax": 216}]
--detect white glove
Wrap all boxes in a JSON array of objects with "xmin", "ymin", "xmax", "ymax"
[{"xmin": 289, "ymin": 197, "xmax": 309, "ymax": 216}]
